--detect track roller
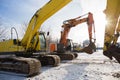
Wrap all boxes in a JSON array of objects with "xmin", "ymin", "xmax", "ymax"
[
  {"xmin": 72, "ymin": 52, "xmax": 78, "ymax": 58},
  {"xmin": 37, "ymin": 55, "xmax": 60, "ymax": 66},
  {"xmin": 57, "ymin": 53, "xmax": 75, "ymax": 60},
  {"xmin": 50, "ymin": 52, "xmax": 75, "ymax": 60}
]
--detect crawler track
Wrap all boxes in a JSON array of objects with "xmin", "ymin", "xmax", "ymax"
[
  {"xmin": 50, "ymin": 52, "xmax": 76, "ymax": 60},
  {"xmin": 0, "ymin": 57, "xmax": 41, "ymax": 76},
  {"xmin": 37, "ymin": 55, "xmax": 60, "ymax": 66}
]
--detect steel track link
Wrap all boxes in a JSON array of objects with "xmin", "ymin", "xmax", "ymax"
[
  {"xmin": 37, "ymin": 55, "xmax": 60, "ymax": 66},
  {"xmin": 0, "ymin": 57, "xmax": 41, "ymax": 76}
]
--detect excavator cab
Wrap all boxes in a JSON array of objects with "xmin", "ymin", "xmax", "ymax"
[
  {"xmin": 66, "ymin": 39, "xmax": 73, "ymax": 51},
  {"xmin": 57, "ymin": 39, "xmax": 73, "ymax": 53},
  {"xmin": 39, "ymin": 32, "xmax": 46, "ymax": 51}
]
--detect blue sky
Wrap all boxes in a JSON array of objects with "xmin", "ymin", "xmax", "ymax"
[
  {"xmin": 0, "ymin": 0, "xmax": 49, "ymax": 24},
  {"xmin": 0, "ymin": 0, "xmax": 107, "ymax": 47}
]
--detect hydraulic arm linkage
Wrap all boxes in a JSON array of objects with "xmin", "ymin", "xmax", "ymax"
[{"xmin": 60, "ymin": 12, "xmax": 96, "ymax": 54}]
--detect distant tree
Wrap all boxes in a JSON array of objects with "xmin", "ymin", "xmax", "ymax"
[
  {"xmin": 20, "ymin": 22, "xmax": 28, "ymax": 36},
  {"xmin": 0, "ymin": 18, "xmax": 8, "ymax": 41},
  {"xmin": 20, "ymin": 22, "xmax": 58, "ymax": 44}
]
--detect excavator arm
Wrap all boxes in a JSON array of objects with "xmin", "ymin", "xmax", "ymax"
[
  {"xmin": 103, "ymin": 0, "xmax": 120, "ymax": 63},
  {"xmin": 21, "ymin": 0, "xmax": 72, "ymax": 51},
  {"xmin": 60, "ymin": 12, "xmax": 96, "ymax": 54}
]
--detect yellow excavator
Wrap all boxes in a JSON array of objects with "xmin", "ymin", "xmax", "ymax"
[
  {"xmin": 103, "ymin": 0, "xmax": 120, "ymax": 63},
  {"xmin": 0, "ymin": 0, "xmax": 72, "ymax": 76}
]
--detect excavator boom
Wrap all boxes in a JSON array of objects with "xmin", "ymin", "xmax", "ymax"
[{"xmin": 21, "ymin": 0, "xmax": 72, "ymax": 50}]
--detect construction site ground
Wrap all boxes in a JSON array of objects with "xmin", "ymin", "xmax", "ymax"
[{"xmin": 0, "ymin": 50, "xmax": 120, "ymax": 80}]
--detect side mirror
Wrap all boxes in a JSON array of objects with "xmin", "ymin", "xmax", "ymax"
[{"xmin": 47, "ymin": 32, "xmax": 49, "ymax": 36}]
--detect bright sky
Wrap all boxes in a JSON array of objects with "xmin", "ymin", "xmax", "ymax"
[{"xmin": 0, "ymin": 0, "xmax": 107, "ymax": 47}]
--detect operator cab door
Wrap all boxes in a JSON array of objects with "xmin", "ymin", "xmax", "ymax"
[
  {"xmin": 66, "ymin": 39, "xmax": 73, "ymax": 51},
  {"xmin": 39, "ymin": 32, "xmax": 46, "ymax": 51}
]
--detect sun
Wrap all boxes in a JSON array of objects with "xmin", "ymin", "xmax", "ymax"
[{"xmin": 93, "ymin": 12, "xmax": 107, "ymax": 47}]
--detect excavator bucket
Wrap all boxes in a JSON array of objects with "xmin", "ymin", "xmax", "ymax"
[
  {"xmin": 80, "ymin": 42, "xmax": 96, "ymax": 54},
  {"xmin": 103, "ymin": 44, "xmax": 120, "ymax": 63}
]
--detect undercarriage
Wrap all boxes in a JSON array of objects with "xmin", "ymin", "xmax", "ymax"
[
  {"xmin": 50, "ymin": 52, "xmax": 78, "ymax": 60},
  {"xmin": 0, "ymin": 57, "xmax": 41, "ymax": 76},
  {"xmin": 0, "ymin": 52, "xmax": 61, "ymax": 76}
]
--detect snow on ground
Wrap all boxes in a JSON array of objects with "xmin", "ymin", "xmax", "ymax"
[{"xmin": 0, "ymin": 50, "xmax": 120, "ymax": 80}]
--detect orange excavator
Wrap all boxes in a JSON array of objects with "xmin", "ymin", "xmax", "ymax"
[
  {"xmin": 59, "ymin": 12, "xmax": 96, "ymax": 53},
  {"xmin": 50, "ymin": 12, "xmax": 96, "ymax": 60}
]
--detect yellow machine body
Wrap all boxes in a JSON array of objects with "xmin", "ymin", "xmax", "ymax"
[{"xmin": 0, "ymin": 39, "xmax": 24, "ymax": 52}]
